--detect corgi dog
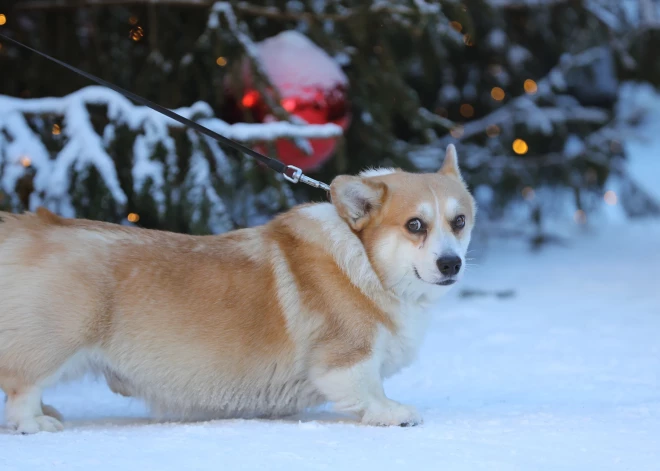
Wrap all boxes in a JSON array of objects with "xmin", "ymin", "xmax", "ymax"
[{"xmin": 0, "ymin": 145, "xmax": 475, "ymax": 434}]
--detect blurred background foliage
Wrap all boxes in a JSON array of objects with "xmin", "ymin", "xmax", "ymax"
[{"xmin": 1, "ymin": 0, "xmax": 659, "ymax": 242}]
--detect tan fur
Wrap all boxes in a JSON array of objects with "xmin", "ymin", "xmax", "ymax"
[{"xmin": 0, "ymin": 147, "xmax": 475, "ymax": 433}]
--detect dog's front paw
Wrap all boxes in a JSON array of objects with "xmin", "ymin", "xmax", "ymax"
[
  {"xmin": 12, "ymin": 415, "xmax": 64, "ymax": 434},
  {"xmin": 361, "ymin": 401, "xmax": 422, "ymax": 427}
]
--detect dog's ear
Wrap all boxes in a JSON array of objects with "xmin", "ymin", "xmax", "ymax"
[
  {"xmin": 330, "ymin": 175, "xmax": 387, "ymax": 231},
  {"xmin": 439, "ymin": 144, "xmax": 462, "ymax": 179}
]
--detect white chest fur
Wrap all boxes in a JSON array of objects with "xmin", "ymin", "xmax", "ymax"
[{"xmin": 378, "ymin": 302, "xmax": 432, "ymax": 379}]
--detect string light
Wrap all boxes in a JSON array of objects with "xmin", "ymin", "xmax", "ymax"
[
  {"xmin": 524, "ymin": 79, "xmax": 538, "ymax": 94},
  {"xmin": 522, "ymin": 186, "xmax": 535, "ymax": 200},
  {"xmin": 242, "ymin": 91, "xmax": 259, "ymax": 108},
  {"xmin": 450, "ymin": 21, "xmax": 462, "ymax": 32},
  {"xmin": 491, "ymin": 87, "xmax": 505, "ymax": 101},
  {"xmin": 215, "ymin": 56, "xmax": 228, "ymax": 67},
  {"xmin": 512, "ymin": 139, "xmax": 529, "ymax": 155},
  {"xmin": 604, "ymin": 190, "xmax": 617, "ymax": 205},
  {"xmin": 0, "ymin": 14, "xmax": 6, "ymax": 26},
  {"xmin": 574, "ymin": 209, "xmax": 587, "ymax": 224},
  {"xmin": 450, "ymin": 125, "xmax": 464, "ymax": 139},
  {"xmin": 459, "ymin": 104, "xmax": 474, "ymax": 118},
  {"xmin": 20, "ymin": 156, "xmax": 31, "ymax": 167},
  {"xmin": 486, "ymin": 124, "xmax": 500, "ymax": 138},
  {"xmin": 127, "ymin": 213, "xmax": 140, "ymax": 223},
  {"xmin": 129, "ymin": 16, "xmax": 138, "ymax": 25},
  {"xmin": 281, "ymin": 98, "xmax": 296, "ymax": 112},
  {"xmin": 130, "ymin": 26, "xmax": 144, "ymax": 42},
  {"xmin": 52, "ymin": 124, "xmax": 61, "ymax": 135}
]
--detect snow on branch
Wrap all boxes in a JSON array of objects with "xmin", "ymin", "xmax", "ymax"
[{"xmin": 0, "ymin": 85, "xmax": 342, "ymax": 217}]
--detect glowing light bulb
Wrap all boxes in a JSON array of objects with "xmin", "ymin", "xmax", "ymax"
[
  {"xmin": 491, "ymin": 87, "xmax": 505, "ymax": 101},
  {"xmin": 604, "ymin": 190, "xmax": 617, "ymax": 205},
  {"xmin": 486, "ymin": 124, "xmax": 500, "ymax": 138},
  {"xmin": 524, "ymin": 79, "xmax": 538, "ymax": 94},
  {"xmin": 450, "ymin": 125, "xmax": 464, "ymax": 139},
  {"xmin": 512, "ymin": 139, "xmax": 528, "ymax": 155},
  {"xmin": 459, "ymin": 104, "xmax": 474, "ymax": 118}
]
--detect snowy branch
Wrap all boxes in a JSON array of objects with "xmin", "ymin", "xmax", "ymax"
[
  {"xmin": 0, "ymin": 86, "xmax": 342, "ymax": 217},
  {"xmin": 486, "ymin": 0, "xmax": 570, "ymax": 8}
]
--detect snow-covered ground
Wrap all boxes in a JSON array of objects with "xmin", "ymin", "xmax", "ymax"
[{"xmin": 2, "ymin": 218, "xmax": 659, "ymax": 470}]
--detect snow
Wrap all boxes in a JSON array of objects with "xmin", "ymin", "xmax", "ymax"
[
  {"xmin": 616, "ymin": 82, "xmax": 660, "ymax": 203},
  {"xmin": 2, "ymin": 214, "xmax": 659, "ymax": 469},
  {"xmin": 487, "ymin": 29, "xmax": 508, "ymax": 50},
  {"xmin": 563, "ymin": 134, "xmax": 585, "ymax": 158},
  {"xmin": 253, "ymin": 30, "xmax": 348, "ymax": 99},
  {"xmin": 184, "ymin": 129, "xmax": 233, "ymax": 234},
  {"xmin": 506, "ymin": 45, "xmax": 532, "ymax": 70},
  {"xmin": 487, "ymin": 0, "xmax": 568, "ymax": 6},
  {"xmin": 440, "ymin": 84, "xmax": 461, "ymax": 103}
]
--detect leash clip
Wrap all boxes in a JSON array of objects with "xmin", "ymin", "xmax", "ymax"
[{"xmin": 284, "ymin": 165, "xmax": 331, "ymax": 192}]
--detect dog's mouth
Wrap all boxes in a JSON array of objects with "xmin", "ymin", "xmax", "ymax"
[
  {"xmin": 413, "ymin": 266, "xmax": 457, "ymax": 286},
  {"xmin": 435, "ymin": 279, "xmax": 456, "ymax": 286}
]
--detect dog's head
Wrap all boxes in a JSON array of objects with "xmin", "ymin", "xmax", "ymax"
[{"xmin": 330, "ymin": 145, "xmax": 476, "ymax": 299}]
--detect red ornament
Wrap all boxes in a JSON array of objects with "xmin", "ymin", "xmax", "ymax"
[{"xmin": 228, "ymin": 31, "xmax": 351, "ymax": 172}]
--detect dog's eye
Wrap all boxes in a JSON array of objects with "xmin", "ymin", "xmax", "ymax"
[
  {"xmin": 452, "ymin": 215, "xmax": 466, "ymax": 231},
  {"xmin": 406, "ymin": 218, "xmax": 425, "ymax": 234}
]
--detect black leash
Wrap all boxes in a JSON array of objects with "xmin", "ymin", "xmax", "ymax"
[{"xmin": 0, "ymin": 32, "xmax": 331, "ymax": 192}]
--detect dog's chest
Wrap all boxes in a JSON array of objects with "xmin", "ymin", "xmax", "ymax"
[{"xmin": 379, "ymin": 303, "xmax": 431, "ymax": 378}]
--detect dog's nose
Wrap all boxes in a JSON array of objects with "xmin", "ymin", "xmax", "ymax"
[{"xmin": 436, "ymin": 255, "xmax": 462, "ymax": 276}]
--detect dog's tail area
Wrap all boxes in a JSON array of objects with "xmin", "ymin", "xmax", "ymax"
[{"xmin": 0, "ymin": 208, "xmax": 65, "ymax": 242}]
